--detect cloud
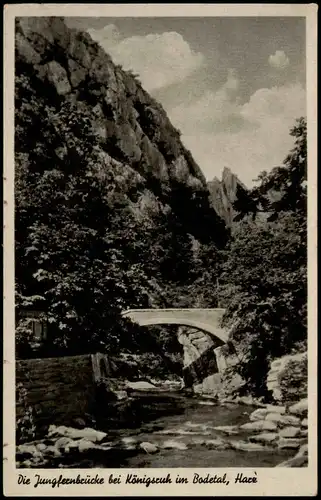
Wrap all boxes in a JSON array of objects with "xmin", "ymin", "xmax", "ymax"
[
  {"xmin": 87, "ymin": 25, "xmax": 204, "ymax": 92},
  {"xmin": 168, "ymin": 76, "xmax": 306, "ymax": 186},
  {"xmin": 169, "ymin": 69, "xmax": 243, "ymax": 134},
  {"xmin": 268, "ymin": 50, "xmax": 290, "ymax": 70}
]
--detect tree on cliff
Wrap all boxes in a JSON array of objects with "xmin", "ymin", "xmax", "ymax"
[{"xmin": 220, "ymin": 118, "xmax": 307, "ymax": 397}]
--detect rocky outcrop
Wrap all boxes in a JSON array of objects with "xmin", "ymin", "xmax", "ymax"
[
  {"xmin": 207, "ymin": 167, "xmax": 248, "ymax": 226},
  {"xmin": 177, "ymin": 326, "xmax": 243, "ymax": 397},
  {"xmin": 15, "ymin": 16, "xmax": 227, "ymax": 247}
]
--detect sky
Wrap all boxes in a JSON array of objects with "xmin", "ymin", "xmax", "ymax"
[{"xmin": 65, "ymin": 17, "xmax": 306, "ymax": 187}]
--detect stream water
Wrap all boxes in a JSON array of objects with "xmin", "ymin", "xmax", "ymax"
[{"xmin": 82, "ymin": 391, "xmax": 293, "ymax": 468}]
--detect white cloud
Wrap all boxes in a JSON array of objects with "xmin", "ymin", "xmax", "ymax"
[
  {"xmin": 170, "ymin": 69, "xmax": 241, "ymax": 133},
  {"xmin": 268, "ymin": 50, "xmax": 290, "ymax": 70},
  {"xmin": 87, "ymin": 25, "xmax": 204, "ymax": 92},
  {"xmin": 169, "ymin": 77, "xmax": 306, "ymax": 186}
]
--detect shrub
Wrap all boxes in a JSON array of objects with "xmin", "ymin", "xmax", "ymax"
[
  {"xmin": 16, "ymin": 382, "xmax": 36, "ymax": 444},
  {"xmin": 278, "ymin": 353, "xmax": 307, "ymax": 403}
]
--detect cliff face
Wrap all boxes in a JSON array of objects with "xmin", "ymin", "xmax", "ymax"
[
  {"xmin": 207, "ymin": 167, "xmax": 247, "ymax": 226},
  {"xmin": 15, "ymin": 16, "xmax": 226, "ymax": 246}
]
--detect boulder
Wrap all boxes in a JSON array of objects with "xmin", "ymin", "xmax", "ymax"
[
  {"xmin": 162, "ymin": 440, "xmax": 188, "ymax": 451},
  {"xmin": 301, "ymin": 418, "xmax": 308, "ymax": 427},
  {"xmin": 121, "ymin": 437, "xmax": 136, "ymax": 444},
  {"xmin": 231, "ymin": 440, "xmax": 266, "ymax": 451},
  {"xmin": 140, "ymin": 442, "xmax": 158, "ymax": 454},
  {"xmin": 278, "ymin": 415, "xmax": 301, "ymax": 427},
  {"xmin": 48, "ymin": 425, "xmax": 107, "ymax": 443},
  {"xmin": 191, "ymin": 438, "xmax": 206, "ymax": 446},
  {"xmin": 36, "ymin": 443, "xmax": 47, "ymax": 451},
  {"xmin": 77, "ymin": 438, "xmax": 97, "ymax": 452},
  {"xmin": 249, "ymin": 408, "xmax": 269, "ymax": 421},
  {"xmin": 288, "ymin": 399, "xmax": 308, "ymax": 416},
  {"xmin": 204, "ymin": 438, "xmax": 229, "ymax": 450},
  {"xmin": 266, "ymin": 405, "xmax": 286, "ymax": 414},
  {"xmin": 126, "ymin": 381, "xmax": 156, "ymax": 391},
  {"xmin": 278, "ymin": 437, "xmax": 306, "ymax": 450},
  {"xmin": 265, "ymin": 413, "xmax": 284, "ymax": 423},
  {"xmin": 17, "ymin": 444, "xmax": 38, "ymax": 458},
  {"xmin": 240, "ymin": 420, "xmax": 277, "ymax": 432},
  {"xmin": 297, "ymin": 443, "xmax": 308, "ymax": 457},
  {"xmin": 55, "ymin": 437, "xmax": 73, "ymax": 449},
  {"xmin": 279, "ymin": 426, "xmax": 301, "ymax": 438},
  {"xmin": 249, "ymin": 432, "xmax": 278, "ymax": 444}
]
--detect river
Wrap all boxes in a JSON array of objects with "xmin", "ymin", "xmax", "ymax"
[{"xmin": 73, "ymin": 391, "xmax": 293, "ymax": 468}]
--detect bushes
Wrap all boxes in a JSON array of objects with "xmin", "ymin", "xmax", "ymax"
[
  {"xmin": 277, "ymin": 353, "xmax": 307, "ymax": 403},
  {"xmin": 16, "ymin": 382, "xmax": 36, "ymax": 444}
]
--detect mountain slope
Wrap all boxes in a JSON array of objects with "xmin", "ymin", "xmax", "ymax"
[
  {"xmin": 15, "ymin": 16, "xmax": 227, "ymax": 245},
  {"xmin": 15, "ymin": 17, "xmax": 228, "ymax": 356}
]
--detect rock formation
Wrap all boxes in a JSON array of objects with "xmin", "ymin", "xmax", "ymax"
[
  {"xmin": 207, "ymin": 167, "xmax": 248, "ymax": 226},
  {"xmin": 15, "ymin": 16, "xmax": 227, "ymax": 247}
]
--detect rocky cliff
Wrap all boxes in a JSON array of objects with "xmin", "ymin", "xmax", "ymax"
[
  {"xmin": 207, "ymin": 167, "xmax": 248, "ymax": 226},
  {"xmin": 15, "ymin": 16, "xmax": 227, "ymax": 246}
]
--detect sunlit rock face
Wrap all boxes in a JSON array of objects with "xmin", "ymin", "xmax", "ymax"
[
  {"xmin": 177, "ymin": 326, "xmax": 241, "ymax": 397},
  {"xmin": 15, "ymin": 16, "xmax": 227, "ymax": 247},
  {"xmin": 207, "ymin": 167, "xmax": 247, "ymax": 226}
]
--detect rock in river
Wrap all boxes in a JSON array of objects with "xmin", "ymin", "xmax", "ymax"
[
  {"xmin": 162, "ymin": 440, "xmax": 188, "ymax": 451},
  {"xmin": 278, "ymin": 415, "xmax": 301, "ymax": 427},
  {"xmin": 126, "ymin": 381, "xmax": 157, "ymax": 391},
  {"xmin": 140, "ymin": 442, "xmax": 158, "ymax": 454},
  {"xmin": 249, "ymin": 408, "xmax": 269, "ymax": 421},
  {"xmin": 288, "ymin": 398, "xmax": 308, "ymax": 416},
  {"xmin": 279, "ymin": 426, "xmax": 301, "ymax": 438},
  {"xmin": 48, "ymin": 425, "xmax": 107, "ymax": 443},
  {"xmin": 265, "ymin": 413, "xmax": 284, "ymax": 424},
  {"xmin": 249, "ymin": 432, "xmax": 278, "ymax": 444},
  {"xmin": 278, "ymin": 437, "xmax": 306, "ymax": 450},
  {"xmin": 240, "ymin": 420, "xmax": 277, "ymax": 432},
  {"xmin": 230, "ymin": 441, "xmax": 266, "ymax": 451}
]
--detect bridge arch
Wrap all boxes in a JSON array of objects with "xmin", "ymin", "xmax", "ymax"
[{"xmin": 121, "ymin": 308, "xmax": 229, "ymax": 345}]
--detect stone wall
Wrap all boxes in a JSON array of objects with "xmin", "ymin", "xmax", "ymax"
[{"xmin": 16, "ymin": 354, "xmax": 100, "ymax": 430}]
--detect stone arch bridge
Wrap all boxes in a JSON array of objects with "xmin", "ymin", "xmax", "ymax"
[{"xmin": 121, "ymin": 309, "xmax": 239, "ymax": 395}]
